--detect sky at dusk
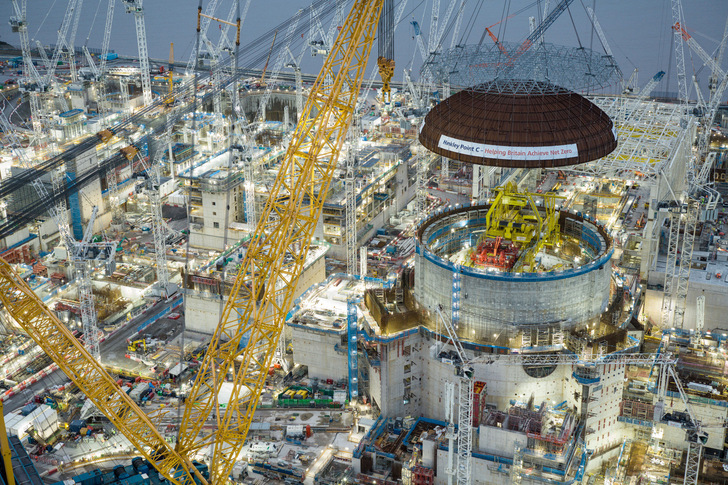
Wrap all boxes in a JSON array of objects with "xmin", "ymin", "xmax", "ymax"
[{"xmin": 2, "ymin": 0, "xmax": 727, "ymax": 98}]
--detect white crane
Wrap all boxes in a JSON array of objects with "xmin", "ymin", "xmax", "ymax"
[
  {"xmin": 671, "ymin": 0, "xmax": 690, "ymax": 110},
  {"xmin": 9, "ymin": 0, "xmax": 45, "ymax": 142},
  {"xmin": 134, "ymin": 135, "xmax": 175, "ymax": 298},
  {"xmin": 709, "ymin": 17, "xmax": 728, "ymax": 99},
  {"xmin": 94, "ymin": 0, "xmax": 116, "ymax": 123},
  {"xmin": 655, "ymin": 362, "xmax": 708, "ymax": 485},
  {"xmin": 121, "ymin": 0, "xmax": 152, "ymax": 105},
  {"xmin": 448, "ymin": 0, "xmax": 466, "ymax": 50},
  {"xmin": 434, "ymin": 304, "xmax": 473, "ymax": 485},
  {"xmin": 0, "ymin": 97, "xmax": 115, "ymax": 362},
  {"xmin": 674, "ymin": 21, "xmax": 728, "ymax": 164}
]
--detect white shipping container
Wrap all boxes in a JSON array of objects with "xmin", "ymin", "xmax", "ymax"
[
  {"xmin": 32, "ymin": 405, "xmax": 59, "ymax": 440},
  {"xmin": 6, "ymin": 404, "xmax": 57, "ymax": 439}
]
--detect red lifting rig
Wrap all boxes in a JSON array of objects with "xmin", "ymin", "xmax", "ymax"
[{"xmin": 470, "ymin": 236, "xmax": 520, "ymax": 270}]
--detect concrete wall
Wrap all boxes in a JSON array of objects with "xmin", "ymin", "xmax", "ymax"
[
  {"xmin": 415, "ymin": 250, "xmax": 611, "ymax": 342},
  {"xmin": 185, "ymin": 253, "xmax": 326, "ymax": 334},
  {"xmin": 643, "ymin": 284, "xmax": 728, "ymax": 331},
  {"xmin": 290, "ymin": 326, "xmax": 347, "ymax": 381}
]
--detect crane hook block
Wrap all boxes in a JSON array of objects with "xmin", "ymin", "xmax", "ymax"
[
  {"xmin": 97, "ymin": 129, "xmax": 114, "ymax": 143},
  {"xmin": 377, "ymin": 56, "xmax": 395, "ymax": 103},
  {"xmin": 120, "ymin": 145, "xmax": 139, "ymax": 161}
]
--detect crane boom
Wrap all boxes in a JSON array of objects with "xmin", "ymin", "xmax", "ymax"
[
  {"xmin": 0, "ymin": 260, "xmax": 205, "ymax": 485},
  {"xmin": 175, "ymin": 1, "xmax": 385, "ymax": 482}
]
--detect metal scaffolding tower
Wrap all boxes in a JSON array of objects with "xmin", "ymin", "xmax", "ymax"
[{"xmin": 660, "ymin": 206, "xmax": 682, "ymax": 329}]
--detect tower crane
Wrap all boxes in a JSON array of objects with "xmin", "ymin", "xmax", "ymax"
[
  {"xmin": 709, "ymin": 17, "xmax": 728, "ymax": 99},
  {"xmin": 135, "ymin": 134, "xmax": 174, "ymax": 298},
  {"xmin": 435, "ymin": 304, "xmax": 473, "ymax": 485},
  {"xmin": 0, "ymin": 2, "xmax": 386, "ymax": 484},
  {"xmin": 62, "ymin": 0, "xmax": 85, "ymax": 83},
  {"xmin": 97, "ymin": 0, "xmax": 116, "ymax": 119},
  {"xmin": 9, "ymin": 0, "xmax": 45, "ymax": 142},
  {"xmin": 659, "ymin": 0, "xmax": 698, "ymax": 332},
  {"xmin": 655, "ymin": 363, "xmax": 708, "ymax": 485},
  {"xmin": 674, "ymin": 21, "xmax": 728, "ymax": 167},
  {"xmin": 122, "ymin": 0, "xmax": 152, "ymax": 105},
  {"xmin": 0, "ymin": 100, "xmax": 115, "ymax": 363}
]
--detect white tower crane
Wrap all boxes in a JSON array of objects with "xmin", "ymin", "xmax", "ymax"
[
  {"xmin": 62, "ymin": 0, "xmax": 85, "ymax": 83},
  {"xmin": 94, "ymin": 0, "xmax": 116, "ymax": 123},
  {"xmin": 585, "ymin": 6, "xmax": 622, "ymax": 82},
  {"xmin": 345, "ymin": 124, "xmax": 358, "ymax": 275},
  {"xmin": 690, "ymin": 295, "xmax": 705, "ymax": 348},
  {"xmin": 434, "ymin": 304, "xmax": 473, "ymax": 485},
  {"xmin": 121, "ymin": 0, "xmax": 152, "ymax": 105},
  {"xmin": 9, "ymin": 0, "xmax": 45, "ymax": 142},
  {"xmin": 135, "ymin": 135, "xmax": 175, "ymax": 298},
  {"xmin": 709, "ymin": 17, "xmax": 728, "ymax": 99},
  {"xmin": 0, "ymin": 99, "xmax": 116, "ymax": 362},
  {"xmin": 674, "ymin": 21, "xmax": 728, "ymax": 166}
]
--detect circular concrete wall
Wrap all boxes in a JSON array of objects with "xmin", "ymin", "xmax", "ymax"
[{"xmin": 414, "ymin": 203, "xmax": 613, "ymax": 344}]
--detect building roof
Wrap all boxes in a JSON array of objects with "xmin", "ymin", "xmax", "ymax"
[
  {"xmin": 418, "ymin": 79, "xmax": 617, "ymax": 168},
  {"xmin": 59, "ymin": 108, "xmax": 84, "ymax": 118}
]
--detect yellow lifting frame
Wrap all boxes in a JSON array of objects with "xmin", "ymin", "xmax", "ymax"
[
  {"xmin": 482, "ymin": 183, "xmax": 565, "ymax": 271},
  {"xmin": 176, "ymin": 1, "xmax": 385, "ymax": 483}
]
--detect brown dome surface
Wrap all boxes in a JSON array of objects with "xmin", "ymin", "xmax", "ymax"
[{"xmin": 418, "ymin": 80, "xmax": 617, "ymax": 168}]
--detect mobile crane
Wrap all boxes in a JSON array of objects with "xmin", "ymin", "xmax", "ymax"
[{"xmin": 0, "ymin": 1, "xmax": 386, "ymax": 484}]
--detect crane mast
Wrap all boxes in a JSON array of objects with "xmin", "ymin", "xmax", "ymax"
[
  {"xmin": 176, "ymin": 2, "xmax": 385, "ymax": 482},
  {"xmin": 122, "ymin": 0, "xmax": 153, "ymax": 105},
  {"xmin": 9, "ymin": 0, "xmax": 44, "ymax": 142}
]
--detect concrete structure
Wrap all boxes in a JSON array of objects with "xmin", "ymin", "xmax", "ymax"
[{"xmin": 415, "ymin": 204, "xmax": 613, "ymax": 344}]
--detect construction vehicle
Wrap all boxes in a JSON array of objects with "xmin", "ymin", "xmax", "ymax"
[
  {"xmin": 0, "ymin": 1, "xmax": 386, "ymax": 484},
  {"xmin": 127, "ymin": 340, "xmax": 147, "ymax": 353}
]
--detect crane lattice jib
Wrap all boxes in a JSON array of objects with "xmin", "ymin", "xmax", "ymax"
[
  {"xmin": 0, "ymin": 260, "xmax": 204, "ymax": 485},
  {"xmin": 176, "ymin": 1, "xmax": 384, "ymax": 482}
]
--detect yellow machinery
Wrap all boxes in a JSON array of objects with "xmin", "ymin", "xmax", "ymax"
[
  {"xmin": 377, "ymin": 56, "xmax": 395, "ymax": 102},
  {"xmin": 0, "ymin": 1, "xmax": 385, "ymax": 484},
  {"xmin": 127, "ymin": 339, "xmax": 147, "ymax": 353},
  {"xmin": 481, "ymin": 183, "xmax": 564, "ymax": 272}
]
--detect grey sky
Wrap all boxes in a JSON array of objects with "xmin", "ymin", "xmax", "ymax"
[{"xmin": 2, "ymin": 1, "xmax": 727, "ymax": 98}]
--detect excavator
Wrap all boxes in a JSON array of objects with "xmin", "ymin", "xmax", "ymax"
[{"xmin": 0, "ymin": 1, "xmax": 388, "ymax": 484}]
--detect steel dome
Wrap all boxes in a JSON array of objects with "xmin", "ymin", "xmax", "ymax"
[{"xmin": 418, "ymin": 79, "xmax": 617, "ymax": 168}]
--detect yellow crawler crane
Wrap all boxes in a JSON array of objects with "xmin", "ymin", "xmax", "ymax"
[
  {"xmin": 0, "ymin": 1, "xmax": 385, "ymax": 484},
  {"xmin": 482, "ymin": 183, "xmax": 564, "ymax": 272}
]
